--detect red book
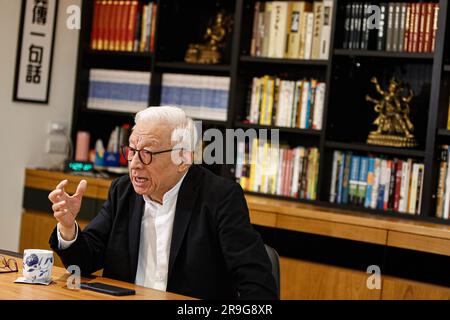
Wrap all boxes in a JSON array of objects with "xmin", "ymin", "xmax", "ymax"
[
  {"xmin": 103, "ymin": 0, "xmax": 113, "ymax": 51},
  {"xmin": 127, "ymin": 1, "xmax": 139, "ymax": 52},
  {"xmin": 96, "ymin": 0, "xmax": 106, "ymax": 50},
  {"xmin": 90, "ymin": 0, "xmax": 101, "ymax": 49},
  {"xmin": 110, "ymin": 0, "xmax": 121, "ymax": 51},
  {"xmin": 422, "ymin": 3, "xmax": 430, "ymax": 52},
  {"xmin": 412, "ymin": 3, "xmax": 421, "ymax": 52},
  {"xmin": 150, "ymin": 3, "xmax": 158, "ymax": 53},
  {"xmin": 403, "ymin": 4, "xmax": 411, "ymax": 53},
  {"xmin": 119, "ymin": 0, "xmax": 130, "ymax": 51},
  {"xmin": 417, "ymin": 3, "xmax": 426, "ymax": 53},
  {"xmin": 393, "ymin": 160, "xmax": 403, "ymax": 212}
]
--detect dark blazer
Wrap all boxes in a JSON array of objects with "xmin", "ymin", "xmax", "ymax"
[{"xmin": 49, "ymin": 165, "xmax": 277, "ymax": 299}]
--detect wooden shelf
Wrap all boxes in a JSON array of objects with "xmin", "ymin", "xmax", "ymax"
[
  {"xmin": 240, "ymin": 55, "xmax": 328, "ymax": 66},
  {"xmin": 325, "ymin": 141, "xmax": 426, "ymax": 157},
  {"xmin": 155, "ymin": 62, "xmax": 230, "ymax": 73},
  {"xmin": 245, "ymin": 193, "xmax": 450, "ymax": 244},
  {"xmin": 437, "ymin": 129, "xmax": 450, "ymax": 137},
  {"xmin": 334, "ymin": 49, "xmax": 434, "ymax": 60},
  {"xmin": 235, "ymin": 122, "xmax": 322, "ymax": 135}
]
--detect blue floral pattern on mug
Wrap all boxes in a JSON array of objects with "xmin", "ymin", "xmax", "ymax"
[{"xmin": 23, "ymin": 250, "xmax": 53, "ymax": 282}]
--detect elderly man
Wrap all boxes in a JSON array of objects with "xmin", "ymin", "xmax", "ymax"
[{"xmin": 48, "ymin": 106, "xmax": 277, "ymax": 299}]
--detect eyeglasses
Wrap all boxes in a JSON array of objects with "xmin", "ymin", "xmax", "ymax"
[
  {"xmin": 0, "ymin": 255, "xmax": 18, "ymax": 273},
  {"xmin": 121, "ymin": 146, "xmax": 183, "ymax": 165}
]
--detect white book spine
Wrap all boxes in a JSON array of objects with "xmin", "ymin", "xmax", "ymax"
[
  {"xmin": 399, "ymin": 159, "xmax": 412, "ymax": 213},
  {"xmin": 300, "ymin": 81, "xmax": 310, "ymax": 128},
  {"xmin": 330, "ymin": 150, "xmax": 339, "ymax": 203},
  {"xmin": 408, "ymin": 163, "xmax": 420, "ymax": 214},
  {"xmin": 443, "ymin": 153, "xmax": 450, "ymax": 219},
  {"xmin": 370, "ymin": 158, "xmax": 381, "ymax": 209},
  {"xmin": 304, "ymin": 12, "xmax": 314, "ymax": 59},
  {"xmin": 319, "ymin": 0, "xmax": 333, "ymax": 59},
  {"xmin": 291, "ymin": 148, "xmax": 301, "ymax": 196},
  {"xmin": 312, "ymin": 82, "xmax": 325, "ymax": 129}
]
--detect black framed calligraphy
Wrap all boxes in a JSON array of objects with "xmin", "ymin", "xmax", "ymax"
[{"xmin": 13, "ymin": 0, "xmax": 59, "ymax": 104}]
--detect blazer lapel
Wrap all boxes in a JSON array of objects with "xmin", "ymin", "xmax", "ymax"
[
  {"xmin": 168, "ymin": 165, "xmax": 201, "ymax": 279},
  {"xmin": 128, "ymin": 193, "xmax": 144, "ymax": 281}
]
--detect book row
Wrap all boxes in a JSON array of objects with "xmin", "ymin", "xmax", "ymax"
[
  {"xmin": 161, "ymin": 73, "xmax": 230, "ymax": 121},
  {"xmin": 87, "ymin": 69, "xmax": 151, "ymax": 113},
  {"xmin": 250, "ymin": 1, "xmax": 333, "ymax": 60},
  {"xmin": 342, "ymin": 2, "xmax": 439, "ymax": 52},
  {"xmin": 246, "ymin": 76, "xmax": 325, "ymax": 129},
  {"xmin": 90, "ymin": 0, "xmax": 157, "ymax": 52},
  {"xmin": 330, "ymin": 151, "xmax": 425, "ymax": 215},
  {"xmin": 235, "ymin": 139, "xmax": 319, "ymax": 200},
  {"xmin": 435, "ymin": 145, "xmax": 450, "ymax": 220}
]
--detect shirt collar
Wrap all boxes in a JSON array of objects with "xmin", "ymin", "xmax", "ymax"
[{"xmin": 143, "ymin": 170, "xmax": 188, "ymax": 206}]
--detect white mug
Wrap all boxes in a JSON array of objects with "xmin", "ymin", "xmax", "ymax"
[{"xmin": 23, "ymin": 249, "xmax": 53, "ymax": 282}]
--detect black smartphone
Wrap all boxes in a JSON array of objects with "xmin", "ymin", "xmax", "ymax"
[{"xmin": 80, "ymin": 282, "xmax": 136, "ymax": 296}]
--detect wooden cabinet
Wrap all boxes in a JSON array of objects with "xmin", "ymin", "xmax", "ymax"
[{"xmin": 21, "ymin": 169, "xmax": 450, "ymax": 299}]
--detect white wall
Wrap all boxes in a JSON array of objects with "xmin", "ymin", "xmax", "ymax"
[{"xmin": 0, "ymin": 0, "xmax": 80, "ymax": 251}]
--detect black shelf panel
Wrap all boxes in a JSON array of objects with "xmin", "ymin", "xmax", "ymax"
[
  {"xmin": 82, "ymin": 108, "xmax": 137, "ymax": 117},
  {"xmin": 155, "ymin": 62, "xmax": 230, "ymax": 73},
  {"xmin": 444, "ymin": 65, "xmax": 450, "ymax": 72},
  {"xmin": 244, "ymin": 190, "xmax": 318, "ymax": 205},
  {"xmin": 437, "ymin": 129, "xmax": 450, "ymax": 137},
  {"xmin": 240, "ymin": 55, "xmax": 328, "ymax": 66},
  {"xmin": 334, "ymin": 49, "xmax": 435, "ymax": 60},
  {"xmin": 194, "ymin": 118, "xmax": 227, "ymax": 126},
  {"xmin": 235, "ymin": 122, "xmax": 322, "ymax": 135},
  {"xmin": 83, "ymin": 109, "xmax": 227, "ymax": 126},
  {"xmin": 325, "ymin": 141, "xmax": 426, "ymax": 157},
  {"xmin": 86, "ymin": 50, "xmax": 153, "ymax": 59}
]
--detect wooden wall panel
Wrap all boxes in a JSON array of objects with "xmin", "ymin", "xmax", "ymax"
[
  {"xmin": 276, "ymin": 214, "xmax": 388, "ymax": 245},
  {"xmin": 382, "ymin": 277, "xmax": 450, "ymax": 300},
  {"xmin": 387, "ymin": 231, "xmax": 450, "ymax": 257},
  {"xmin": 279, "ymin": 257, "xmax": 382, "ymax": 300}
]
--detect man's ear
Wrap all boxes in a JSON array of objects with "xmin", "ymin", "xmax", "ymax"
[{"xmin": 178, "ymin": 150, "xmax": 193, "ymax": 172}]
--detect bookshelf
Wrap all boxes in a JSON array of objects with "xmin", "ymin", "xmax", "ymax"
[{"xmin": 71, "ymin": 0, "xmax": 450, "ymax": 226}]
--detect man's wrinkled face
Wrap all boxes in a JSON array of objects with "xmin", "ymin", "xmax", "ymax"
[{"xmin": 128, "ymin": 121, "xmax": 178, "ymax": 198}]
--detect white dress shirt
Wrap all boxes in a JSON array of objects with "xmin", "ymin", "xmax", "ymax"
[{"xmin": 57, "ymin": 173, "xmax": 187, "ymax": 292}]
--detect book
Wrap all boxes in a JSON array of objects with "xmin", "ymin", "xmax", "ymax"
[{"xmin": 319, "ymin": 0, "xmax": 333, "ymax": 59}]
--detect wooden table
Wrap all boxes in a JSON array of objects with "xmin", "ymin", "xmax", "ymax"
[{"xmin": 0, "ymin": 250, "xmax": 193, "ymax": 300}]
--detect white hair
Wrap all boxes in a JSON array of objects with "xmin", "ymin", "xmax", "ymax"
[{"xmin": 134, "ymin": 106, "xmax": 198, "ymax": 152}]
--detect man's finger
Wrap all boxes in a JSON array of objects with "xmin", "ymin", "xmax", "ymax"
[
  {"xmin": 55, "ymin": 179, "xmax": 68, "ymax": 191},
  {"xmin": 52, "ymin": 200, "xmax": 66, "ymax": 212},
  {"xmin": 48, "ymin": 189, "xmax": 65, "ymax": 203},
  {"xmin": 74, "ymin": 180, "xmax": 87, "ymax": 198},
  {"xmin": 54, "ymin": 210, "xmax": 69, "ymax": 220}
]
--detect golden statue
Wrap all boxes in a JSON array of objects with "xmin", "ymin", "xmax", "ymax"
[
  {"xmin": 366, "ymin": 77, "xmax": 417, "ymax": 148},
  {"xmin": 185, "ymin": 10, "xmax": 233, "ymax": 64}
]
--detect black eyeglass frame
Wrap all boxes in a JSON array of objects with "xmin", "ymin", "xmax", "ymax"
[
  {"xmin": 0, "ymin": 255, "xmax": 18, "ymax": 273},
  {"xmin": 121, "ymin": 145, "xmax": 184, "ymax": 165}
]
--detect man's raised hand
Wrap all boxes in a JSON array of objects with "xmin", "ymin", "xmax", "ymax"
[{"xmin": 48, "ymin": 179, "xmax": 87, "ymax": 240}]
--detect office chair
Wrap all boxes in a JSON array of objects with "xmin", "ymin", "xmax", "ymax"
[{"xmin": 264, "ymin": 244, "xmax": 280, "ymax": 299}]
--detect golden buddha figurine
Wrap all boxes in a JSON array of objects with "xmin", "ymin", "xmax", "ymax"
[
  {"xmin": 185, "ymin": 10, "xmax": 233, "ymax": 64},
  {"xmin": 366, "ymin": 77, "xmax": 418, "ymax": 147}
]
